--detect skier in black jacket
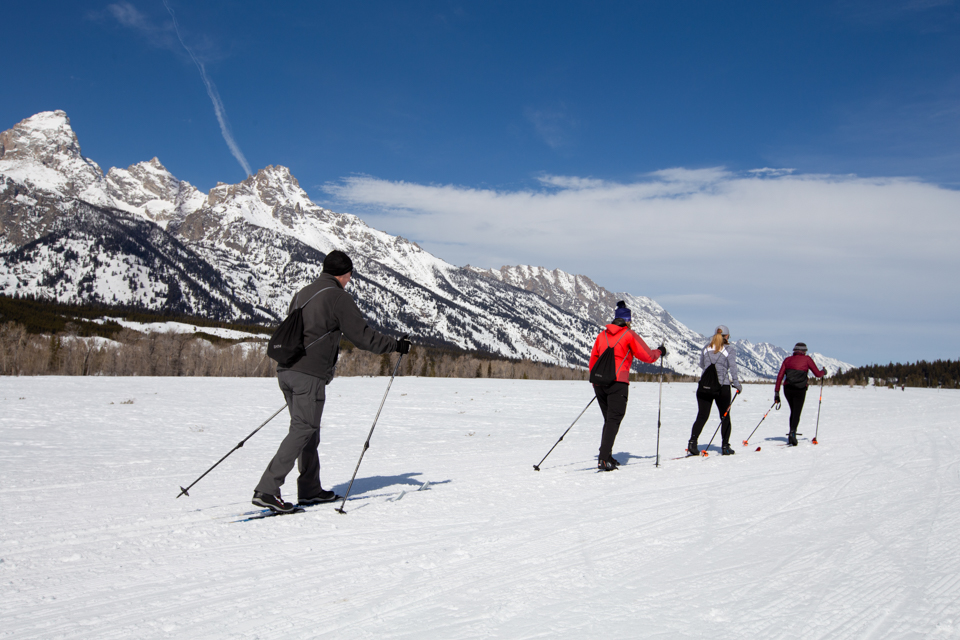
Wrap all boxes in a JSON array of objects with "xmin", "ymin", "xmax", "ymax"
[{"xmin": 252, "ymin": 250, "xmax": 411, "ymax": 513}]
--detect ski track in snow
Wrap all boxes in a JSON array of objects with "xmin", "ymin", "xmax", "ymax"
[{"xmin": 1, "ymin": 377, "xmax": 958, "ymax": 639}]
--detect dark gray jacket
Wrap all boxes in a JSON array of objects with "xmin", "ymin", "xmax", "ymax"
[{"xmin": 281, "ymin": 272, "xmax": 397, "ymax": 381}]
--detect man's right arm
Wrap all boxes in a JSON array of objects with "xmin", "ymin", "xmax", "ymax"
[{"xmin": 335, "ymin": 294, "xmax": 397, "ymax": 355}]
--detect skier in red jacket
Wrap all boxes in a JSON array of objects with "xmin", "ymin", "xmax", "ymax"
[
  {"xmin": 588, "ymin": 301, "xmax": 665, "ymax": 471},
  {"xmin": 774, "ymin": 342, "xmax": 826, "ymax": 446}
]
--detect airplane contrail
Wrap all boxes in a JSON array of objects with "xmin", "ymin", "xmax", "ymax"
[{"xmin": 163, "ymin": 0, "xmax": 252, "ymax": 177}]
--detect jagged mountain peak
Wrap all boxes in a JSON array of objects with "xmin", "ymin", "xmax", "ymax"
[
  {"xmin": 0, "ymin": 110, "xmax": 107, "ymax": 204},
  {"xmin": 205, "ymin": 163, "xmax": 312, "ymax": 212},
  {"xmin": 0, "ymin": 110, "xmax": 79, "ymax": 159},
  {"xmin": 104, "ymin": 157, "xmax": 204, "ymax": 226}
]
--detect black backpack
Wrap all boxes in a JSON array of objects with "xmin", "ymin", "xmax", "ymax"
[
  {"xmin": 698, "ymin": 349, "xmax": 723, "ymax": 398},
  {"xmin": 267, "ymin": 287, "xmax": 334, "ymax": 367},
  {"xmin": 589, "ymin": 332, "xmax": 626, "ymax": 386}
]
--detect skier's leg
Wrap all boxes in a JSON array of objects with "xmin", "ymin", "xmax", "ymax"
[
  {"xmin": 255, "ymin": 370, "xmax": 325, "ymax": 496},
  {"xmin": 595, "ymin": 384, "xmax": 610, "ymax": 422},
  {"xmin": 789, "ymin": 387, "xmax": 806, "ymax": 432},
  {"xmin": 717, "ymin": 386, "xmax": 732, "ymax": 446},
  {"xmin": 689, "ymin": 391, "xmax": 713, "ymax": 446},
  {"xmin": 784, "ymin": 386, "xmax": 806, "ymax": 445},
  {"xmin": 598, "ymin": 382, "xmax": 629, "ymax": 460},
  {"xmin": 296, "ymin": 417, "xmax": 324, "ymax": 499}
]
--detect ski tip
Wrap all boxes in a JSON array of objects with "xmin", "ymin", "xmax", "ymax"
[{"xmin": 755, "ymin": 446, "xmax": 761, "ymax": 452}]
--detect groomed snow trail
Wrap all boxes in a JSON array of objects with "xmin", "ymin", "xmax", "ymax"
[{"xmin": 1, "ymin": 377, "xmax": 958, "ymax": 639}]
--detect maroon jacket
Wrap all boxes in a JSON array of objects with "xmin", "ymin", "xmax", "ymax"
[{"xmin": 776, "ymin": 354, "xmax": 825, "ymax": 392}]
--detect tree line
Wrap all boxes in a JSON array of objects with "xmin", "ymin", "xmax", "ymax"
[
  {"xmin": 0, "ymin": 318, "xmax": 698, "ymax": 381},
  {"xmin": 831, "ymin": 359, "xmax": 960, "ymax": 389},
  {"xmin": 0, "ymin": 294, "xmax": 698, "ymax": 381}
]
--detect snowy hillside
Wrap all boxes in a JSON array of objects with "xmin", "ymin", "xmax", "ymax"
[
  {"xmin": 1, "ymin": 375, "xmax": 957, "ymax": 638},
  {"xmin": 473, "ymin": 265, "xmax": 850, "ymax": 378},
  {"xmin": 0, "ymin": 111, "xmax": 853, "ymax": 376}
]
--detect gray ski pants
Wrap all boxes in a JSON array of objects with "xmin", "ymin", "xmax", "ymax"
[{"xmin": 255, "ymin": 369, "xmax": 327, "ymax": 499}]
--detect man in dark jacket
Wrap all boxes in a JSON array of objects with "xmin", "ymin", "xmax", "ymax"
[
  {"xmin": 252, "ymin": 250, "xmax": 411, "ymax": 513},
  {"xmin": 774, "ymin": 342, "xmax": 825, "ymax": 446}
]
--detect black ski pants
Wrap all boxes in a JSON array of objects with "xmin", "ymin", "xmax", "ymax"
[
  {"xmin": 690, "ymin": 385, "xmax": 733, "ymax": 446},
  {"xmin": 783, "ymin": 386, "xmax": 807, "ymax": 433},
  {"xmin": 594, "ymin": 381, "xmax": 629, "ymax": 461}
]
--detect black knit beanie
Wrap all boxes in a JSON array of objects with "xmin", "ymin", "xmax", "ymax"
[{"xmin": 323, "ymin": 250, "xmax": 353, "ymax": 276}]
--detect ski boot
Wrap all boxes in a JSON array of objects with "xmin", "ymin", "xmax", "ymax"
[
  {"xmin": 721, "ymin": 444, "xmax": 736, "ymax": 456},
  {"xmin": 298, "ymin": 488, "xmax": 339, "ymax": 505},
  {"xmin": 598, "ymin": 458, "xmax": 617, "ymax": 471},
  {"xmin": 687, "ymin": 440, "xmax": 700, "ymax": 456},
  {"xmin": 788, "ymin": 430, "xmax": 798, "ymax": 447},
  {"xmin": 252, "ymin": 491, "xmax": 297, "ymax": 513}
]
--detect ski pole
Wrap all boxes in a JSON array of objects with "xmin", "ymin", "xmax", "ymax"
[
  {"xmin": 337, "ymin": 353, "xmax": 404, "ymax": 514},
  {"xmin": 742, "ymin": 400, "xmax": 779, "ymax": 447},
  {"xmin": 701, "ymin": 389, "xmax": 740, "ymax": 457},
  {"xmin": 655, "ymin": 350, "xmax": 664, "ymax": 468},
  {"xmin": 176, "ymin": 403, "xmax": 287, "ymax": 498},
  {"xmin": 533, "ymin": 396, "xmax": 597, "ymax": 471},
  {"xmin": 812, "ymin": 375, "xmax": 824, "ymax": 444}
]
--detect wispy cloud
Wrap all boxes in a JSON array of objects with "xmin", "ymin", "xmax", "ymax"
[
  {"xmin": 107, "ymin": 1, "xmax": 251, "ymax": 177},
  {"xmin": 524, "ymin": 105, "xmax": 577, "ymax": 150}
]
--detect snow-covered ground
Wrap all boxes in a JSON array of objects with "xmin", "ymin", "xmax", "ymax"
[
  {"xmin": 91, "ymin": 317, "xmax": 270, "ymax": 341},
  {"xmin": 1, "ymin": 376, "xmax": 958, "ymax": 639}
]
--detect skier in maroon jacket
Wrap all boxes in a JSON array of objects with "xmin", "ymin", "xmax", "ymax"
[
  {"xmin": 774, "ymin": 342, "xmax": 826, "ymax": 446},
  {"xmin": 588, "ymin": 301, "xmax": 665, "ymax": 471}
]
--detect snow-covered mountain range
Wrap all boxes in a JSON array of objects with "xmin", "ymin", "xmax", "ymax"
[{"xmin": 0, "ymin": 111, "xmax": 852, "ymax": 378}]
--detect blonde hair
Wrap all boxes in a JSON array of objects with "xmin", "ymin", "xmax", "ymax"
[{"xmin": 709, "ymin": 328, "xmax": 726, "ymax": 353}]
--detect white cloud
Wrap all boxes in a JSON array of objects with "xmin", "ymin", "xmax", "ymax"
[{"xmin": 323, "ymin": 169, "xmax": 960, "ymax": 360}]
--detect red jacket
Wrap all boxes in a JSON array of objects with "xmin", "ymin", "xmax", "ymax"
[
  {"xmin": 588, "ymin": 324, "xmax": 662, "ymax": 384},
  {"xmin": 775, "ymin": 354, "xmax": 825, "ymax": 392}
]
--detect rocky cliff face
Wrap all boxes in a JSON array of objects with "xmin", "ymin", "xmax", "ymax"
[{"xmin": 0, "ymin": 110, "xmax": 853, "ymax": 377}]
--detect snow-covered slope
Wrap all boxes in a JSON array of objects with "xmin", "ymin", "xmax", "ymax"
[
  {"xmin": 472, "ymin": 265, "xmax": 851, "ymax": 378},
  {"xmin": 105, "ymin": 157, "xmax": 206, "ymax": 227},
  {"xmin": 0, "ymin": 110, "xmax": 853, "ymax": 375},
  {"xmin": 2, "ymin": 376, "xmax": 957, "ymax": 638},
  {"xmin": 0, "ymin": 112, "xmax": 599, "ymax": 366}
]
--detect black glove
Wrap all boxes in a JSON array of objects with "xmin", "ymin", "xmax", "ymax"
[
  {"xmin": 656, "ymin": 344, "xmax": 668, "ymax": 358},
  {"xmin": 396, "ymin": 335, "xmax": 411, "ymax": 355},
  {"xmin": 774, "ymin": 393, "xmax": 781, "ymax": 409}
]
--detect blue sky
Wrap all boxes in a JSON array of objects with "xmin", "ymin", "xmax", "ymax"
[{"xmin": 3, "ymin": 1, "xmax": 959, "ymax": 366}]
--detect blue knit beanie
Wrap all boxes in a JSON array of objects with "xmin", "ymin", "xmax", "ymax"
[{"xmin": 614, "ymin": 300, "xmax": 631, "ymax": 322}]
